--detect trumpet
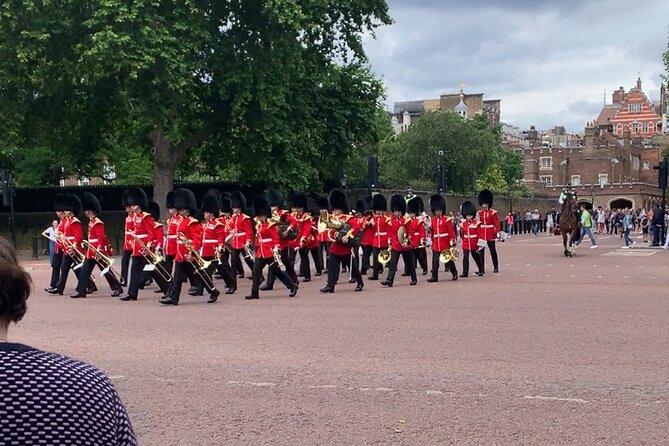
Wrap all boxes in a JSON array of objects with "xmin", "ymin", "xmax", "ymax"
[
  {"xmin": 130, "ymin": 231, "xmax": 172, "ymax": 283},
  {"xmin": 270, "ymin": 247, "xmax": 284, "ymax": 269},
  {"xmin": 52, "ymin": 232, "xmax": 85, "ymax": 269},
  {"xmin": 439, "ymin": 246, "xmax": 460, "ymax": 264},
  {"xmin": 82, "ymin": 240, "xmax": 118, "ymax": 277},
  {"xmin": 178, "ymin": 233, "xmax": 215, "ymax": 291},
  {"xmin": 243, "ymin": 242, "xmax": 254, "ymax": 261}
]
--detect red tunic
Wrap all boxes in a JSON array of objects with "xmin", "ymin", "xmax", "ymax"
[
  {"xmin": 358, "ymin": 216, "xmax": 375, "ymax": 247},
  {"xmin": 165, "ymin": 215, "xmax": 181, "ymax": 256},
  {"xmin": 175, "ymin": 216, "xmax": 202, "ymax": 262},
  {"xmin": 254, "ymin": 219, "xmax": 280, "ymax": 259},
  {"xmin": 55, "ymin": 218, "xmax": 66, "ymax": 254},
  {"xmin": 123, "ymin": 213, "xmax": 134, "ymax": 251},
  {"xmin": 274, "ymin": 210, "xmax": 298, "ymax": 250},
  {"xmin": 296, "ymin": 213, "xmax": 313, "ymax": 248},
  {"xmin": 317, "ymin": 213, "xmax": 330, "ymax": 243},
  {"xmin": 131, "ymin": 212, "xmax": 156, "ymax": 257},
  {"xmin": 388, "ymin": 216, "xmax": 411, "ymax": 252},
  {"xmin": 328, "ymin": 214, "xmax": 360, "ymax": 257},
  {"xmin": 305, "ymin": 218, "xmax": 319, "ymax": 250},
  {"xmin": 371, "ymin": 215, "xmax": 390, "ymax": 249},
  {"xmin": 477, "ymin": 209, "xmax": 500, "ymax": 241},
  {"xmin": 63, "ymin": 216, "xmax": 84, "ymax": 253},
  {"xmin": 230, "ymin": 213, "xmax": 253, "ymax": 249},
  {"xmin": 85, "ymin": 217, "xmax": 111, "ymax": 260},
  {"xmin": 153, "ymin": 222, "xmax": 164, "ymax": 251},
  {"xmin": 461, "ymin": 220, "xmax": 481, "ymax": 251},
  {"xmin": 200, "ymin": 219, "xmax": 225, "ymax": 258},
  {"xmin": 431, "ymin": 216, "xmax": 456, "ymax": 252},
  {"xmin": 406, "ymin": 217, "xmax": 426, "ymax": 248}
]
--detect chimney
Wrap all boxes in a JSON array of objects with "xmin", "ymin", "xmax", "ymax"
[
  {"xmin": 623, "ymin": 130, "xmax": 631, "ymax": 150},
  {"xmin": 636, "ymin": 77, "xmax": 642, "ymax": 91},
  {"xmin": 612, "ymin": 87, "xmax": 625, "ymax": 104}
]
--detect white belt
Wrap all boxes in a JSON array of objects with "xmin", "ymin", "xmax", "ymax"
[
  {"xmin": 464, "ymin": 235, "xmax": 477, "ymax": 238},
  {"xmin": 167, "ymin": 235, "xmax": 177, "ymax": 239},
  {"xmin": 124, "ymin": 231, "xmax": 133, "ymax": 235},
  {"xmin": 202, "ymin": 239, "xmax": 218, "ymax": 243},
  {"xmin": 481, "ymin": 225, "xmax": 493, "ymax": 228},
  {"xmin": 260, "ymin": 238, "xmax": 272, "ymax": 243},
  {"xmin": 235, "ymin": 232, "xmax": 246, "ymax": 236},
  {"xmin": 88, "ymin": 238, "xmax": 99, "ymax": 243},
  {"xmin": 433, "ymin": 234, "xmax": 448, "ymax": 238},
  {"xmin": 376, "ymin": 232, "xmax": 387, "ymax": 236},
  {"xmin": 136, "ymin": 234, "xmax": 148, "ymax": 238},
  {"xmin": 66, "ymin": 236, "xmax": 76, "ymax": 240}
]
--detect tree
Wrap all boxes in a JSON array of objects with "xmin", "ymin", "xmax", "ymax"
[
  {"xmin": 474, "ymin": 164, "xmax": 507, "ymax": 192},
  {"xmin": 0, "ymin": 0, "xmax": 391, "ymax": 213}
]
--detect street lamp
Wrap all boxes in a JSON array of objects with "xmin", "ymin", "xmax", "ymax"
[
  {"xmin": 590, "ymin": 184, "xmax": 594, "ymax": 210},
  {"xmin": 508, "ymin": 186, "xmax": 514, "ymax": 214}
]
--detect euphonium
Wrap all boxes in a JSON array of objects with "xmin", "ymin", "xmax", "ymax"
[
  {"xmin": 439, "ymin": 246, "xmax": 460, "ymax": 264},
  {"xmin": 378, "ymin": 248, "xmax": 391, "ymax": 266}
]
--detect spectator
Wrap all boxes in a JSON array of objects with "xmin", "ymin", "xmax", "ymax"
[
  {"xmin": 0, "ymin": 235, "xmax": 137, "ymax": 445},
  {"xmin": 574, "ymin": 204, "xmax": 597, "ymax": 249},
  {"xmin": 41, "ymin": 219, "xmax": 59, "ymax": 267},
  {"xmin": 651, "ymin": 205, "xmax": 662, "ymax": 246},
  {"xmin": 641, "ymin": 212, "xmax": 650, "ymax": 243},
  {"xmin": 545, "ymin": 211, "xmax": 554, "ymax": 236},
  {"xmin": 531, "ymin": 209, "xmax": 541, "ymax": 237},
  {"xmin": 505, "ymin": 212, "xmax": 514, "ymax": 237},
  {"xmin": 596, "ymin": 206, "xmax": 605, "ymax": 234},
  {"xmin": 622, "ymin": 208, "xmax": 635, "ymax": 248},
  {"xmin": 524, "ymin": 210, "xmax": 532, "ymax": 234}
]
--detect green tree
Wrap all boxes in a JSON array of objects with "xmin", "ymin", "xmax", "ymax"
[
  {"xmin": 474, "ymin": 164, "xmax": 507, "ymax": 192},
  {"xmin": 0, "ymin": 0, "xmax": 391, "ymax": 213}
]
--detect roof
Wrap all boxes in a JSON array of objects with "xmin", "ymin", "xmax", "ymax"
[
  {"xmin": 595, "ymin": 104, "xmax": 620, "ymax": 127},
  {"xmin": 393, "ymin": 100, "xmax": 425, "ymax": 114}
]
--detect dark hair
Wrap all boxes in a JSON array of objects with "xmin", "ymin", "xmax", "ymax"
[{"xmin": 0, "ymin": 236, "xmax": 31, "ymax": 323}]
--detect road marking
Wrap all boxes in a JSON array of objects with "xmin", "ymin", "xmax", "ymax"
[
  {"xmin": 426, "ymin": 390, "xmax": 444, "ymax": 396},
  {"xmin": 310, "ymin": 385, "xmax": 339, "ymax": 389},
  {"xmin": 109, "ymin": 375, "xmax": 126, "ymax": 381},
  {"xmin": 603, "ymin": 252, "xmax": 657, "ymax": 257},
  {"xmin": 227, "ymin": 381, "xmax": 276, "ymax": 387},
  {"xmin": 523, "ymin": 395, "xmax": 589, "ymax": 404}
]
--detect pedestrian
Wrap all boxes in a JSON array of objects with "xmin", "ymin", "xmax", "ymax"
[
  {"xmin": 0, "ymin": 235, "xmax": 137, "ymax": 445},
  {"xmin": 622, "ymin": 208, "xmax": 635, "ymax": 248},
  {"xmin": 574, "ymin": 204, "xmax": 597, "ymax": 249},
  {"xmin": 596, "ymin": 206, "xmax": 606, "ymax": 234},
  {"xmin": 641, "ymin": 211, "xmax": 649, "ymax": 243},
  {"xmin": 545, "ymin": 212, "xmax": 554, "ymax": 236},
  {"xmin": 524, "ymin": 210, "xmax": 532, "ymax": 233},
  {"xmin": 505, "ymin": 212, "xmax": 514, "ymax": 237},
  {"xmin": 41, "ymin": 218, "xmax": 59, "ymax": 268},
  {"xmin": 650, "ymin": 204, "xmax": 662, "ymax": 246},
  {"xmin": 531, "ymin": 209, "xmax": 541, "ymax": 236}
]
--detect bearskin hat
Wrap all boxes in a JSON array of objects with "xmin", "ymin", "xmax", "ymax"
[
  {"xmin": 253, "ymin": 195, "xmax": 271, "ymax": 217},
  {"xmin": 147, "ymin": 200, "xmax": 161, "ymax": 221},
  {"xmin": 166, "ymin": 191, "xmax": 176, "ymax": 210},
  {"xmin": 478, "ymin": 189, "xmax": 494, "ymax": 207},
  {"xmin": 220, "ymin": 191, "xmax": 231, "ymax": 201},
  {"xmin": 372, "ymin": 194, "xmax": 387, "ymax": 212},
  {"xmin": 81, "ymin": 192, "xmax": 102, "ymax": 216},
  {"xmin": 230, "ymin": 191, "xmax": 247, "ymax": 210},
  {"xmin": 364, "ymin": 196, "xmax": 373, "ymax": 211},
  {"xmin": 54, "ymin": 193, "xmax": 68, "ymax": 212},
  {"xmin": 64, "ymin": 193, "xmax": 82, "ymax": 215},
  {"xmin": 354, "ymin": 199, "xmax": 366, "ymax": 214},
  {"xmin": 290, "ymin": 192, "xmax": 308, "ymax": 210},
  {"xmin": 122, "ymin": 187, "xmax": 148, "ymax": 210},
  {"xmin": 201, "ymin": 192, "xmax": 221, "ymax": 215},
  {"xmin": 429, "ymin": 194, "xmax": 446, "ymax": 214},
  {"xmin": 390, "ymin": 194, "xmax": 406, "ymax": 214},
  {"xmin": 173, "ymin": 188, "xmax": 197, "ymax": 213},
  {"xmin": 220, "ymin": 197, "xmax": 232, "ymax": 214},
  {"xmin": 461, "ymin": 200, "xmax": 477, "ymax": 217},
  {"xmin": 306, "ymin": 197, "xmax": 318, "ymax": 216},
  {"xmin": 316, "ymin": 197, "xmax": 330, "ymax": 211},
  {"xmin": 267, "ymin": 189, "xmax": 284, "ymax": 208},
  {"xmin": 328, "ymin": 189, "xmax": 349, "ymax": 214},
  {"xmin": 407, "ymin": 196, "xmax": 421, "ymax": 215}
]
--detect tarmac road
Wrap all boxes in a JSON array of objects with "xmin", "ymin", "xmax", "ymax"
[{"xmin": 13, "ymin": 231, "xmax": 669, "ymax": 445}]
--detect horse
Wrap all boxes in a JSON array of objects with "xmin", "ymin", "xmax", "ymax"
[{"xmin": 558, "ymin": 193, "xmax": 580, "ymax": 257}]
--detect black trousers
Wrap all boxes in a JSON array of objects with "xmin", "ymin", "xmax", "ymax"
[
  {"xmin": 50, "ymin": 251, "xmax": 63, "ymax": 288},
  {"xmin": 326, "ymin": 253, "xmax": 363, "ymax": 289},
  {"xmin": 55, "ymin": 255, "xmax": 81, "ymax": 293},
  {"xmin": 462, "ymin": 250, "xmax": 482, "ymax": 275},
  {"xmin": 370, "ymin": 247, "xmax": 384, "ymax": 279},
  {"xmin": 430, "ymin": 250, "xmax": 457, "ymax": 280},
  {"xmin": 416, "ymin": 247, "xmax": 428, "ymax": 272},
  {"xmin": 298, "ymin": 247, "xmax": 321, "ymax": 280},
  {"xmin": 127, "ymin": 256, "xmax": 148, "ymax": 298},
  {"xmin": 265, "ymin": 248, "xmax": 298, "ymax": 288},
  {"xmin": 215, "ymin": 251, "xmax": 237, "ymax": 289},
  {"xmin": 320, "ymin": 241, "xmax": 331, "ymax": 272},
  {"xmin": 192, "ymin": 257, "xmax": 217, "ymax": 294},
  {"xmin": 75, "ymin": 258, "xmax": 122, "ymax": 294},
  {"xmin": 231, "ymin": 248, "xmax": 254, "ymax": 277},
  {"xmin": 386, "ymin": 249, "xmax": 416, "ymax": 285},
  {"xmin": 169, "ymin": 262, "xmax": 207, "ymax": 303},
  {"xmin": 251, "ymin": 257, "xmax": 294, "ymax": 297},
  {"xmin": 120, "ymin": 249, "xmax": 132, "ymax": 283},
  {"xmin": 360, "ymin": 245, "xmax": 373, "ymax": 274},
  {"xmin": 479, "ymin": 240, "xmax": 499, "ymax": 273}
]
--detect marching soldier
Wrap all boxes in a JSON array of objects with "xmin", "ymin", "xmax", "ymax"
[
  {"xmin": 214, "ymin": 193, "xmax": 237, "ymax": 293},
  {"xmin": 406, "ymin": 196, "xmax": 428, "ymax": 276},
  {"xmin": 145, "ymin": 200, "xmax": 170, "ymax": 296},
  {"xmin": 290, "ymin": 192, "xmax": 314, "ymax": 282},
  {"xmin": 119, "ymin": 197, "xmax": 135, "ymax": 287},
  {"xmin": 163, "ymin": 191, "xmax": 180, "ymax": 295},
  {"xmin": 262, "ymin": 190, "xmax": 299, "ymax": 290},
  {"xmin": 358, "ymin": 197, "xmax": 374, "ymax": 276},
  {"xmin": 229, "ymin": 191, "xmax": 255, "ymax": 279},
  {"xmin": 381, "ymin": 194, "xmax": 416, "ymax": 287},
  {"xmin": 197, "ymin": 191, "xmax": 236, "ymax": 295},
  {"xmin": 316, "ymin": 197, "xmax": 331, "ymax": 273},
  {"xmin": 245, "ymin": 195, "xmax": 299, "ymax": 299},
  {"xmin": 319, "ymin": 189, "xmax": 363, "ymax": 293},
  {"xmin": 160, "ymin": 188, "xmax": 220, "ymax": 305},
  {"xmin": 427, "ymin": 194, "xmax": 458, "ymax": 282},
  {"xmin": 48, "ymin": 194, "xmax": 85, "ymax": 295},
  {"xmin": 71, "ymin": 192, "xmax": 124, "ymax": 298},
  {"xmin": 121, "ymin": 187, "xmax": 156, "ymax": 301},
  {"xmin": 369, "ymin": 194, "xmax": 388, "ymax": 281},
  {"xmin": 45, "ymin": 196, "xmax": 65, "ymax": 292},
  {"xmin": 460, "ymin": 201, "xmax": 484, "ymax": 277},
  {"xmin": 299, "ymin": 197, "xmax": 322, "ymax": 279},
  {"xmin": 477, "ymin": 189, "xmax": 500, "ymax": 274}
]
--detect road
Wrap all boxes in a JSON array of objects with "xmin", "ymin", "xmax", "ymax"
[{"xmin": 14, "ymin": 231, "xmax": 669, "ymax": 445}]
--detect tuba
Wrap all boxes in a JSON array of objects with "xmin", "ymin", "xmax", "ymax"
[{"xmin": 439, "ymin": 246, "xmax": 460, "ymax": 264}]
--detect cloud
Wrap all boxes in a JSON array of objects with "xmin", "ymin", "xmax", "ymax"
[{"xmin": 365, "ymin": 0, "xmax": 669, "ymax": 132}]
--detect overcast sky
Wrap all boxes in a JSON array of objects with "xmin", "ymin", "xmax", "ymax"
[{"xmin": 364, "ymin": 0, "xmax": 669, "ymax": 132}]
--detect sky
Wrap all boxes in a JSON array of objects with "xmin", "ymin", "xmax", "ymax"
[{"xmin": 364, "ymin": 0, "xmax": 669, "ymax": 132}]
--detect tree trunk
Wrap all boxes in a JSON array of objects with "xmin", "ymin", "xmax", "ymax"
[{"xmin": 150, "ymin": 127, "xmax": 178, "ymax": 220}]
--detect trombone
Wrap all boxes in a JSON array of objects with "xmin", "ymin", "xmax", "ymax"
[
  {"xmin": 82, "ymin": 240, "xmax": 119, "ymax": 277},
  {"xmin": 130, "ymin": 231, "xmax": 173, "ymax": 283},
  {"xmin": 51, "ymin": 232, "xmax": 85, "ymax": 270},
  {"xmin": 178, "ymin": 233, "xmax": 216, "ymax": 291}
]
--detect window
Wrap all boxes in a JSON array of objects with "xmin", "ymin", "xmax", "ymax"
[
  {"xmin": 643, "ymin": 160, "xmax": 650, "ymax": 170},
  {"xmin": 627, "ymin": 103, "xmax": 641, "ymax": 113},
  {"xmin": 632, "ymin": 122, "xmax": 638, "ymax": 133},
  {"xmin": 598, "ymin": 174, "xmax": 608, "ymax": 186},
  {"xmin": 571, "ymin": 175, "xmax": 581, "ymax": 186},
  {"xmin": 642, "ymin": 122, "xmax": 648, "ymax": 133},
  {"xmin": 539, "ymin": 175, "xmax": 553, "ymax": 187},
  {"xmin": 540, "ymin": 156, "xmax": 553, "ymax": 170},
  {"xmin": 77, "ymin": 176, "xmax": 90, "ymax": 186}
]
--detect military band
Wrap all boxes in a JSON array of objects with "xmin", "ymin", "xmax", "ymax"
[{"xmin": 45, "ymin": 186, "xmax": 502, "ymax": 302}]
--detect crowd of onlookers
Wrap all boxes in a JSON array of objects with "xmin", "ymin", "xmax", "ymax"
[{"xmin": 502, "ymin": 205, "xmax": 669, "ymax": 248}]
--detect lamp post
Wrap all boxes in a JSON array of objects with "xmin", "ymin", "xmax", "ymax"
[
  {"xmin": 590, "ymin": 184, "xmax": 594, "ymax": 210},
  {"xmin": 508, "ymin": 186, "xmax": 514, "ymax": 214}
]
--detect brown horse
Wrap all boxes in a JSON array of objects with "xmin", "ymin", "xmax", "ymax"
[{"xmin": 559, "ymin": 193, "xmax": 580, "ymax": 257}]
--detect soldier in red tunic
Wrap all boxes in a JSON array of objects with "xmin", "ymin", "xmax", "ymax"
[
  {"xmin": 369, "ymin": 194, "xmax": 388, "ymax": 280},
  {"xmin": 143, "ymin": 200, "xmax": 171, "ymax": 296},
  {"xmin": 406, "ymin": 197, "xmax": 428, "ymax": 276},
  {"xmin": 381, "ymin": 194, "xmax": 416, "ymax": 287},
  {"xmin": 460, "ymin": 201, "xmax": 484, "ymax": 278},
  {"xmin": 358, "ymin": 197, "xmax": 375, "ymax": 276},
  {"xmin": 427, "ymin": 194, "xmax": 458, "ymax": 282},
  {"xmin": 49, "ymin": 194, "xmax": 85, "ymax": 295},
  {"xmin": 477, "ymin": 189, "xmax": 500, "ymax": 274},
  {"xmin": 290, "ymin": 192, "xmax": 315, "ymax": 282},
  {"xmin": 229, "ymin": 191, "xmax": 255, "ymax": 279},
  {"xmin": 119, "ymin": 196, "xmax": 135, "ymax": 287},
  {"xmin": 319, "ymin": 189, "xmax": 364, "ymax": 293},
  {"xmin": 299, "ymin": 197, "xmax": 322, "ymax": 279},
  {"xmin": 261, "ymin": 190, "xmax": 299, "ymax": 290},
  {"xmin": 245, "ymin": 195, "xmax": 298, "ymax": 299},
  {"xmin": 316, "ymin": 197, "xmax": 331, "ymax": 273},
  {"xmin": 71, "ymin": 192, "xmax": 124, "ymax": 298},
  {"xmin": 163, "ymin": 191, "xmax": 180, "ymax": 290},
  {"xmin": 214, "ymin": 193, "xmax": 237, "ymax": 294},
  {"xmin": 120, "ymin": 187, "xmax": 156, "ymax": 301}
]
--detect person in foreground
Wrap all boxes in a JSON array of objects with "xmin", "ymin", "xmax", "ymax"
[{"xmin": 0, "ymin": 235, "xmax": 137, "ymax": 445}]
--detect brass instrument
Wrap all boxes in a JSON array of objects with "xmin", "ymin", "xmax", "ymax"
[
  {"xmin": 52, "ymin": 232, "xmax": 85, "ymax": 270},
  {"xmin": 439, "ymin": 246, "xmax": 460, "ymax": 264},
  {"xmin": 243, "ymin": 242, "xmax": 254, "ymax": 260},
  {"xmin": 398, "ymin": 225, "xmax": 411, "ymax": 248},
  {"xmin": 319, "ymin": 210, "xmax": 361, "ymax": 246},
  {"xmin": 378, "ymin": 246, "xmax": 391, "ymax": 266},
  {"xmin": 317, "ymin": 210, "xmax": 328, "ymax": 234},
  {"xmin": 82, "ymin": 240, "xmax": 118, "ymax": 277},
  {"xmin": 178, "ymin": 232, "xmax": 215, "ymax": 291},
  {"xmin": 130, "ymin": 231, "xmax": 172, "ymax": 283},
  {"xmin": 270, "ymin": 247, "xmax": 284, "ymax": 270}
]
